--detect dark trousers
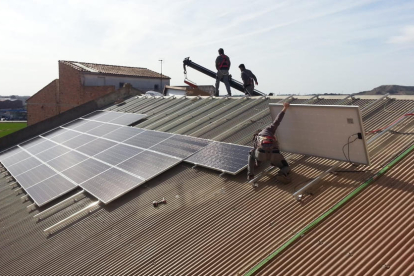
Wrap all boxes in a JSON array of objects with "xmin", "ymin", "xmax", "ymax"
[{"xmin": 247, "ymin": 148, "xmax": 290, "ymax": 176}]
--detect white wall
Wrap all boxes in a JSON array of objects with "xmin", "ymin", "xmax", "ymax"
[
  {"xmin": 82, "ymin": 74, "xmax": 170, "ymax": 92},
  {"xmin": 166, "ymin": 88, "xmax": 186, "ymax": 96}
]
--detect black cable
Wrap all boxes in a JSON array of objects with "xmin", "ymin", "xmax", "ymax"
[{"xmin": 342, "ymin": 134, "xmax": 359, "ymax": 163}]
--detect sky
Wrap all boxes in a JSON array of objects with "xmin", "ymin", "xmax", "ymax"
[{"xmin": 0, "ymin": 0, "xmax": 413, "ymax": 96}]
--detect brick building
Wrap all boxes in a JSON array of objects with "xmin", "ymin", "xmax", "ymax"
[{"xmin": 26, "ymin": 60, "xmax": 170, "ymax": 125}]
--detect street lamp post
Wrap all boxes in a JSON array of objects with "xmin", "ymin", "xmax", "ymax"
[{"xmin": 159, "ymin": 59, "xmax": 163, "ymax": 93}]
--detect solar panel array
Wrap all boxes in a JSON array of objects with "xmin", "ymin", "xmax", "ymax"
[
  {"xmin": 82, "ymin": 110, "xmax": 148, "ymax": 126},
  {"xmin": 186, "ymin": 142, "xmax": 252, "ymax": 174},
  {"xmin": 0, "ymin": 111, "xmax": 251, "ymax": 206}
]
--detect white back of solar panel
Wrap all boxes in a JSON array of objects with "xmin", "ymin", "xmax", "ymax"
[{"xmin": 269, "ymin": 104, "xmax": 370, "ymax": 165}]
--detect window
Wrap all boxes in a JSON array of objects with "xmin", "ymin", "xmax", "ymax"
[
  {"xmin": 119, "ymin": 82, "xmax": 125, "ymax": 88},
  {"xmin": 154, "ymin": 84, "xmax": 159, "ymax": 91}
]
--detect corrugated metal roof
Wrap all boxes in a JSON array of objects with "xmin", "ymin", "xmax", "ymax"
[
  {"xmin": 0, "ymin": 95, "xmax": 413, "ymax": 275},
  {"xmin": 59, "ymin": 60, "xmax": 170, "ymax": 79}
]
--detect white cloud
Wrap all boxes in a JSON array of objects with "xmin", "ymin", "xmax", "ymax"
[{"xmin": 388, "ymin": 25, "xmax": 414, "ymax": 44}]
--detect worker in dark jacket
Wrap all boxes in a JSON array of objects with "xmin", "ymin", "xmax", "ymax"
[
  {"xmin": 239, "ymin": 64, "xmax": 258, "ymax": 96},
  {"xmin": 247, "ymin": 102, "xmax": 291, "ymax": 183},
  {"xmin": 215, "ymin": 48, "xmax": 232, "ymax": 97}
]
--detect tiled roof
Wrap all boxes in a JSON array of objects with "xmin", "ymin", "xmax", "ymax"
[
  {"xmin": 59, "ymin": 60, "xmax": 170, "ymax": 79},
  {"xmin": 0, "ymin": 95, "xmax": 414, "ymax": 275}
]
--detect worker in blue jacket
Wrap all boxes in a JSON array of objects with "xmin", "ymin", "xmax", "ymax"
[{"xmin": 247, "ymin": 102, "xmax": 291, "ymax": 183}]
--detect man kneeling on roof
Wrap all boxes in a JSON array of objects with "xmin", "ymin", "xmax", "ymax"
[{"xmin": 247, "ymin": 102, "xmax": 291, "ymax": 183}]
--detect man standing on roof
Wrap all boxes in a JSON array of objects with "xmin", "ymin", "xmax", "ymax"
[
  {"xmin": 247, "ymin": 102, "xmax": 291, "ymax": 183},
  {"xmin": 239, "ymin": 64, "xmax": 258, "ymax": 96},
  {"xmin": 215, "ymin": 48, "xmax": 232, "ymax": 97}
]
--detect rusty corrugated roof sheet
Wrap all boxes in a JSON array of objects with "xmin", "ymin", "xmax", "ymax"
[
  {"xmin": 59, "ymin": 60, "xmax": 170, "ymax": 79},
  {"xmin": 0, "ymin": 95, "xmax": 413, "ymax": 275}
]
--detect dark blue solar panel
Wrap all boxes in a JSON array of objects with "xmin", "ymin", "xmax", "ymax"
[
  {"xmin": 76, "ymin": 138, "xmax": 117, "ymax": 156},
  {"xmin": 61, "ymin": 158, "xmax": 110, "ymax": 184},
  {"xmin": 185, "ymin": 142, "xmax": 251, "ymax": 175},
  {"xmin": 15, "ymin": 165, "xmax": 56, "ymax": 189},
  {"xmin": 62, "ymin": 134, "xmax": 97, "ymax": 149},
  {"xmin": 151, "ymin": 135, "xmax": 211, "ymax": 159},
  {"xmin": 26, "ymin": 174, "xmax": 77, "ymax": 206},
  {"xmin": 47, "ymin": 151, "xmax": 88, "ymax": 172},
  {"xmin": 102, "ymin": 127, "xmax": 144, "ymax": 142},
  {"xmin": 7, "ymin": 157, "xmax": 42, "ymax": 176},
  {"xmin": 117, "ymin": 150, "xmax": 180, "ymax": 179},
  {"xmin": 81, "ymin": 168, "xmax": 144, "ymax": 204},
  {"xmin": 123, "ymin": 130, "xmax": 172, "ymax": 149},
  {"xmin": 94, "ymin": 144, "xmax": 143, "ymax": 165}
]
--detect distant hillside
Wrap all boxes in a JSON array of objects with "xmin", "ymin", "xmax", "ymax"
[{"xmin": 357, "ymin": 85, "xmax": 414, "ymax": 95}]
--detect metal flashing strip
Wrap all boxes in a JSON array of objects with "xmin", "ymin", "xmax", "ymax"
[{"xmin": 73, "ymin": 62, "xmax": 99, "ymax": 72}]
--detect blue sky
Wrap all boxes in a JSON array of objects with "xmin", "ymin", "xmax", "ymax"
[{"xmin": 0, "ymin": 0, "xmax": 413, "ymax": 96}]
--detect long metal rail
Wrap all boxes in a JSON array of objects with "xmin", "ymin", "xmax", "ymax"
[{"xmin": 183, "ymin": 57, "xmax": 266, "ymax": 96}]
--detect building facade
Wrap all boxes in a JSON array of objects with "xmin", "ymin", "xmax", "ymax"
[{"xmin": 26, "ymin": 60, "xmax": 170, "ymax": 125}]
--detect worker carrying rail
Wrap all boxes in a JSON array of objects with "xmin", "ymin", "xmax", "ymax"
[
  {"xmin": 247, "ymin": 102, "xmax": 291, "ymax": 183},
  {"xmin": 239, "ymin": 64, "xmax": 258, "ymax": 96},
  {"xmin": 215, "ymin": 48, "xmax": 232, "ymax": 97}
]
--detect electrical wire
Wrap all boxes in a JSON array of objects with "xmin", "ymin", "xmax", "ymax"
[
  {"xmin": 367, "ymin": 113, "xmax": 414, "ymax": 134},
  {"xmin": 342, "ymin": 134, "xmax": 359, "ymax": 163}
]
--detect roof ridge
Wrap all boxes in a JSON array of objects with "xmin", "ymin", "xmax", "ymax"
[{"xmin": 59, "ymin": 60, "xmax": 147, "ymax": 70}]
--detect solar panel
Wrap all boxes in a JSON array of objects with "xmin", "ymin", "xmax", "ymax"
[
  {"xmin": 0, "ymin": 146, "xmax": 21, "ymax": 162},
  {"xmin": 86, "ymin": 124, "xmax": 122, "ymax": 136},
  {"xmin": 91, "ymin": 111, "xmax": 124, "ymax": 122},
  {"xmin": 47, "ymin": 151, "xmax": 88, "ymax": 172},
  {"xmin": 94, "ymin": 144, "xmax": 143, "ymax": 165},
  {"xmin": 123, "ymin": 130, "xmax": 172, "ymax": 149},
  {"xmin": 20, "ymin": 137, "xmax": 47, "ymax": 148},
  {"xmin": 76, "ymin": 138, "xmax": 117, "ymax": 156},
  {"xmin": 1, "ymin": 150, "xmax": 31, "ymax": 167},
  {"xmin": 14, "ymin": 165, "xmax": 56, "ymax": 189},
  {"xmin": 82, "ymin": 110, "xmax": 105, "ymax": 119},
  {"xmin": 62, "ymin": 119, "xmax": 87, "ymax": 129},
  {"xmin": 185, "ymin": 142, "xmax": 251, "ymax": 175},
  {"xmin": 25, "ymin": 174, "xmax": 77, "ymax": 206},
  {"xmin": 269, "ymin": 104, "xmax": 370, "ymax": 165},
  {"xmin": 72, "ymin": 120, "xmax": 103, "ymax": 132},
  {"xmin": 35, "ymin": 146, "xmax": 71, "ymax": 162},
  {"xmin": 80, "ymin": 168, "xmax": 144, "ymax": 204},
  {"xmin": 24, "ymin": 139, "xmax": 57, "ymax": 155},
  {"xmin": 117, "ymin": 150, "xmax": 180, "ymax": 179},
  {"xmin": 61, "ymin": 158, "xmax": 110, "ymax": 184},
  {"xmin": 48, "ymin": 129, "xmax": 81, "ymax": 143},
  {"xmin": 41, "ymin": 127, "xmax": 67, "ymax": 139},
  {"xmin": 151, "ymin": 135, "xmax": 211, "ymax": 159},
  {"xmin": 6, "ymin": 157, "xmax": 42, "ymax": 176},
  {"xmin": 108, "ymin": 113, "xmax": 147, "ymax": 125},
  {"xmin": 102, "ymin": 127, "xmax": 144, "ymax": 142},
  {"xmin": 62, "ymin": 134, "xmax": 97, "ymax": 149}
]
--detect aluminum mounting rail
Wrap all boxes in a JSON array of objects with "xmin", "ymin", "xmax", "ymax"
[
  {"xmin": 158, "ymin": 97, "xmax": 226, "ymax": 132},
  {"xmin": 137, "ymin": 97, "xmax": 194, "ymax": 128},
  {"xmin": 145, "ymin": 97, "xmax": 213, "ymax": 130},
  {"xmin": 212, "ymin": 109, "xmax": 270, "ymax": 141},
  {"xmin": 190, "ymin": 98, "xmax": 267, "ymax": 137},
  {"xmin": 175, "ymin": 97, "xmax": 249, "ymax": 135}
]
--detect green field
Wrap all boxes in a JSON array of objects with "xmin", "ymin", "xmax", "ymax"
[{"xmin": 0, "ymin": 122, "xmax": 27, "ymax": 138}]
